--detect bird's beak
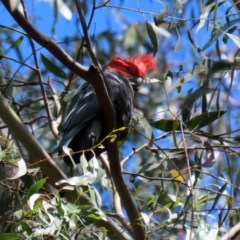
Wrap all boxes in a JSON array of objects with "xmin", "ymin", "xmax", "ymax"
[
  {"xmin": 130, "ymin": 77, "xmax": 143, "ymax": 90},
  {"xmin": 145, "ymin": 77, "xmax": 160, "ymax": 83}
]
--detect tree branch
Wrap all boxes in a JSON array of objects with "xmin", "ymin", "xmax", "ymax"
[
  {"xmin": 221, "ymin": 221, "xmax": 240, "ymax": 240},
  {"xmin": 2, "ymin": 1, "xmax": 146, "ymax": 239},
  {"xmin": 76, "ymin": 1, "xmax": 146, "ymax": 239},
  {"xmin": 0, "ymin": 91, "xmax": 67, "ymax": 186},
  {"xmin": 0, "ymin": 73, "xmax": 131, "ymax": 240}
]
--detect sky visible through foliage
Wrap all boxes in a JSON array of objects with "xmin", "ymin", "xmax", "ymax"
[{"xmin": 1, "ymin": 0, "xmax": 240, "ymax": 239}]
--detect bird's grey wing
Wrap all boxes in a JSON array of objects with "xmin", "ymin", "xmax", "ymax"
[
  {"xmin": 105, "ymin": 71, "xmax": 134, "ymax": 127},
  {"xmin": 59, "ymin": 82, "xmax": 100, "ymax": 149}
]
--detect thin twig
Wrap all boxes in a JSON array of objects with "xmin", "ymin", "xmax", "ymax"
[
  {"xmin": 20, "ymin": 0, "xmax": 58, "ymax": 139},
  {"xmin": 66, "ymin": 1, "xmax": 96, "ymax": 88},
  {"xmin": 0, "ymin": 54, "xmax": 37, "ymax": 72},
  {"xmin": 48, "ymin": 77, "xmax": 61, "ymax": 136}
]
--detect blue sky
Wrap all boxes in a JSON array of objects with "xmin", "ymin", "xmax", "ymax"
[
  {"xmin": 1, "ymin": 1, "xmax": 240, "ymax": 238},
  {"xmin": 20, "ymin": 1, "xmax": 165, "ymax": 39},
  {"xmin": 0, "ymin": 0, "xmax": 166, "ymax": 74}
]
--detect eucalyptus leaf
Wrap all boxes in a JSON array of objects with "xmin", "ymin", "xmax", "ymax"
[
  {"xmin": 150, "ymin": 119, "xmax": 181, "ymax": 132},
  {"xmin": 25, "ymin": 178, "xmax": 47, "ymax": 201},
  {"xmin": 0, "ymin": 233, "xmax": 20, "ymax": 240},
  {"xmin": 41, "ymin": 54, "xmax": 67, "ymax": 78},
  {"xmin": 146, "ymin": 22, "xmax": 158, "ymax": 56},
  {"xmin": 187, "ymin": 111, "xmax": 225, "ymax": 130},
  {"xmin": 10, "ymin": 36, "xmax": 24, "ymax": 49}
]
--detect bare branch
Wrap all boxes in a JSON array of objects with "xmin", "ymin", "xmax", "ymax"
[
  {"xmin": 0, "ymin": 91, "xmax": 67, "ymax": 185},
  {"xmin": 221, "ymin": 217, "xmax": 240, "ymax": 240},
  {"xmin": 1, "ymin": 1, "xmax": 146, "ymax": 238},
  {"xmin": 76, "ymin": 1, "xmax": 146, "ymax": 239}
]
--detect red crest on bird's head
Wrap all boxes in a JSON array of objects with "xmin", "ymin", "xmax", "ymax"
[{"xmin": 106, "ymin": 54, "xmax": 156, "ymax": 79}]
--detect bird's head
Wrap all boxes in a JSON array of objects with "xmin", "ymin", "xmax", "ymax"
[{"xmin": 106, "ymin": 54, "xmax": 156, "ymax": 89}]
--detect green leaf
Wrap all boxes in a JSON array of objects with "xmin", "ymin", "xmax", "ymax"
[
  {"xmin": 139, "ymin": 162, "xmax": 162, "ymax": 174},
  {"xmin": 181, "ymin": 86, "xmax": 210, "ymax": 124},
  {"xmin": 154, "ymin": 20, "xmax": 179, "ymax": 30},
  {"xmin": 88, "ymin": 212, "xmax": 101, "ymax": 220},
  {"xmin": 0, "ymin": 233, "xmax": 20, "ymax": 240},
  {"xmin": 146, "ymin": 22, "xmax": 158, "ymax": 56},
  {"xmin": 225, "ymin": 32, "xmax": 240, "ymax": 48},
  {"xmin": 187, "ymin": 111, "xmax": 225, "ymax": 130},
  {"xmin": 196, "ymin": 3, "xmax": 215, "ymax": 32},
  {"xmin": 41, "ymin": 54, "xmax": 67, "ymax": 78},
  {"xmin": 209, "ymin": 183, "xmax": 227, "ymax": 213},
  {"xmin": 25, "ymin": 178, "xmax": 47, "ymax": 201},
  {"xmin": 150, "ymin": 119, "xmax": 181, "ymax": 132},
  {"xmin": 133, "ymin": 109, "xmax": 154, "ymax": 142},
  {"xmin": 222, "ymin": 27, "xmax": 237, "ymax": 44},
  {"xmin": 153, "ymin": 2, "xmax": 167, "ymax": 25},
  {"xmin": 202, "ymin": 18, "xmax": 240, "ymax": 51},
  {"xmin": 11, "ymin": 36, "xmax": 24, "ymax": 49}
]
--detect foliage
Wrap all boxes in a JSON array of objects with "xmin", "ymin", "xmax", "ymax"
[{"xmin": 1, "ymin": 0, "xmax": 240, "ymax": 239}]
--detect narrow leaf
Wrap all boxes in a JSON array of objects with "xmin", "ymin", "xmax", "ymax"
[
  {"xmin": 225, "ymin": 33, "xmax": 240, "ymax": 48},
  {"xmin": 11, "ymin": 36, "xmax": 24, "ymax": 49},
  {"xmin": 209, "ymin": 183, "xmax": 227, "ymax": 213},
  {"xmin": 0, "ymin": 233, "xmax": 20, "ymax": 240},
  {"xmin": 41, "ymin": 54, "xmax": 67, "ymax": 78},
  {"xmin": 196, "ymin": 3, "xmax": 214, "ymax": 32},
  {"xmin": 181, "ymin": 86, "xmax": 210, "ymax": 124},
  {"xmin": 62, "ymin": 145, "xmax": 76, "ymax": 166},
  {"xmin": 202, "ymin": 18, "xmax": 240, "ymax": 51},
  {"xmin": 25, "ymin": 178, "xmax": 47, "ymax": 201},
  {"xmin": 222, "ymin": 27, "xmax": 237, "ymax": 44},
  {"xmin": 150, "ymin": 119, "xmax": 181, "ymax": 132},
  {"xmin": 146, "ymin": 22, "xmax": 158, "ymax": 56},
  {"xmin": 187, "ymin": 111, "xmax": 225, "ymax": 130},
  {"xmin": 154, "ymin": 2, "xmax": 167, "ymax": 25}
]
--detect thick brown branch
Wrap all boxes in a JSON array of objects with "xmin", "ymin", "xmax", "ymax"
[
  {"xmin": 1, "ymin": 2, "xmax": 89, "ymax": 80},
  {"xmin": 2, "ymin": 1, "xmax": 146, "ymax": 239},
  {"xmin": 0, "ymin": 92, "xmax": 67, "ymax": 186},
  {"xmin": 76, "ymin": 2, "xmax": 146, "ymax": 239}
]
